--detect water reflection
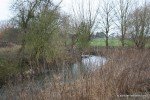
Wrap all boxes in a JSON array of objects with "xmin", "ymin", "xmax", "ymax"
[
  {"xmin": 0, "ymin": 55, "xmax": 107, "ymax": 96},
  {"xmin": 62, "ymin": 55, "xmax": 107, "ymax": 82},
  {"xmin": 82, "ymin": 55, "xmax": 107, "ymax": 71}
]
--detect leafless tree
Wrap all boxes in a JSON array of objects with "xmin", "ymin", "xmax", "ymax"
[
  {"xmin": 114, "ymin": 0, "xmax": 132, "ymax": 46},
  {"xmin": 59, "ymin": 14, "xmax": 71, "ymax": 46},
  {"xmin": 99, "ymin": 0, "xmax": 114, "ymax": 47},
  {"xmin": 71, "ymin": 0, "xmax": 99, "ymax": 53},
  {"xmin": 128, "ymin": 1, "xmax": 150, "ymax": 48}
]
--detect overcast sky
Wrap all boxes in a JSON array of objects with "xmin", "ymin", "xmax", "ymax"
[
  {"xmin": 0, "ymin": 0, "xmax": 101, "ymax": 21},
  {"xmin": 0, "ymin": 0, "xmax": 150, "ymax": 34},
  {"xmin": 0, "ymin": 0, "xmax": 72, "ymax": 21},
  {"xmin": 0, "ymin": 0, "xmax": 13, "ymax": 21},
  {"xmin": 0, "ymin": 0, "xmax": 150, "ymax": 21}
]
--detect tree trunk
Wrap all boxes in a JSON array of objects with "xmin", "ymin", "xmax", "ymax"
[
  {"xmin": 106, "ymin": 37, "xmax": 109, "ymax": 47},
  {"xmin": 121, "ymin": 35, "xmax": 125, "ymax": 47}
]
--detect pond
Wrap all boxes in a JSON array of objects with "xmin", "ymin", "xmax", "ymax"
[
  {"xmin": 0, "ymin": 55, "xmax": 107, "ymax": 87},
  {"xmin": 60, "ymin": 55, "xmax": 107, "ymax": 82},
  {"xmin": 0, "ymin": 55, "xmax": 107, "ymax": 97},
  {"xmin": 33, "ymin": 55, "xmax": 107, "ymax": 83}
]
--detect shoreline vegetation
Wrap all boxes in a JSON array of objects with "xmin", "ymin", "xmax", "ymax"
[
  {"xmin": 0, "ymin": 46, "xmax": 150, "ymax": 100},
  {"xmin": 0, "ymin": 0, "xmax": 150, "ymax": 99}
]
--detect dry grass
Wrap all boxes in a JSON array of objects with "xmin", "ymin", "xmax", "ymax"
[
  {"xmin": 0, "ymin": 45, "xmax": 20, "ymax": 53},
  {"xmin": 99, "ymin": 48, "xmax": 150, "ymax": 94},
  {"xmin": 0, "ymin": 48, "xmax": 150, "ymax": 100},
  {"xmin": 0, "ymin": 72, "xmax": 117, "ymax": 100},
  {"xmin": 0, "ymin": 45, "xmax": 20, "ymax": 59}
]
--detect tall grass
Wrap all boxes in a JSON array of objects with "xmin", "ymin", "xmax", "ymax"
[{"xmin": 0, "ymin": 48, "xmax": 150, "ymax": 100}]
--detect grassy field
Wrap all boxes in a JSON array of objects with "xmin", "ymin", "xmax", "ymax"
[{"xmin": 90, "ymin": 38, "xmax": 134, "ymax": 47}]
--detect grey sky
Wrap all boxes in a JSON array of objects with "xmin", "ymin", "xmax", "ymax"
[
  {"xmin": 0, "ymin": 0, "xmax": 99, "ymax": 21},
  {"xmin": 0, "ymin": 0, "xmax": 13, "ymax": 21},
  {"xmin": 0, "ymin": 0, "xmax": 150, "ymax": 21},
  {"xmin": 0, "ymin": 0, "xmax": 71, "ymax": 21}
]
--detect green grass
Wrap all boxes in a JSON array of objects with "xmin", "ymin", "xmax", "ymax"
[{"xmin": 90, "ymin": 38, "xmax": 134, "ymax": 47}]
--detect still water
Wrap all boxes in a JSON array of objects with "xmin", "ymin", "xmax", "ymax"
[
  {"xmin": 0, "ymin": 55, "xmax": 106, "ymax": 97},
  {"xmin": 36, "ymin": 55, "xmax": 107, "ymax": 82},
  {"xmin": 61, "ymin": 55, "xmax": 107, "ymax": 82}
]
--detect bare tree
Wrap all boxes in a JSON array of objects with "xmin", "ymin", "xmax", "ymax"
[
  {"xmin": 114, "ymin": 0, "xmax": 132, "ymax": 46},
  {"xmin": 59, "ymin": 14, "xmax": 71, "ymax": 46},
  {"xmin": 128, "ymin": 1, "xmax": 150, "ymax": 48},
  {"xmin": 71, "ymin": 0, "xmax": 99, "ymax": 53},
  {"xmin": 99, "ymin": 0, "xmax": 114, "ymax": 47}
]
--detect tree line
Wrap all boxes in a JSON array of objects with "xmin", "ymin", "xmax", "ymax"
[{"xmin": 1, "ymin": 0, "xmax": 150, "ymax": 48}]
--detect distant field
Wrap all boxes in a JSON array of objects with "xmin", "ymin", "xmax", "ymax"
[{"xmin": 90, "ymin": 38, "xmax": 134, "ymax": 47}]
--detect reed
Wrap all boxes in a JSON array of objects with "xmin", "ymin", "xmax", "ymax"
[{"xmin": 0, "ymin": 48, "xmax": 150, "ymax": 100}]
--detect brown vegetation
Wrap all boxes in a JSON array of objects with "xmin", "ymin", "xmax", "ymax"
[{"xmin": 0, "ymin": 48, "xmax": 150, "ymax": 100}]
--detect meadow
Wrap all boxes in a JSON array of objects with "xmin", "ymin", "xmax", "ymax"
[
  {"xmin": 90, "ymin": 38, "xmax": 150, "ymax": 47},
  {"xmin": 90, "ymin": 38, "xmax": 133, "ymax": 47}
]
